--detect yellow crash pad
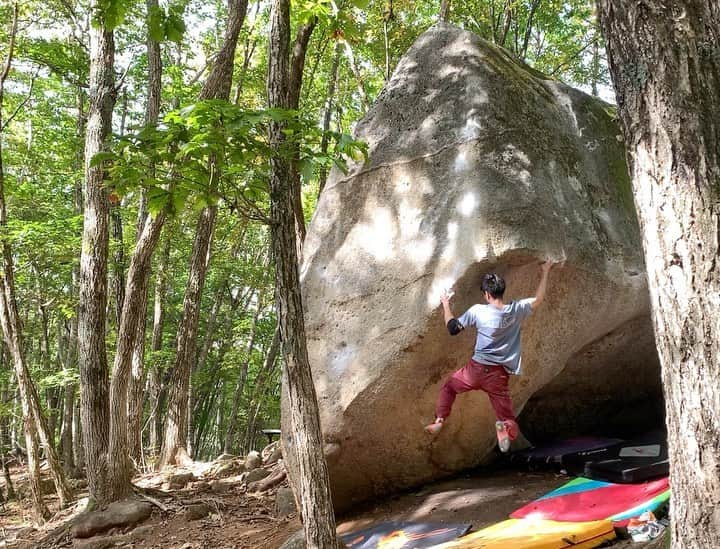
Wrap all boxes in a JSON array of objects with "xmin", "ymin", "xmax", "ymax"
[{"xmin": 433, "ymin": 518, "xmax": 616, "ymax": 548}]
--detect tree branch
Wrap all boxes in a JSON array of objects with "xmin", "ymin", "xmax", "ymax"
[
  {"xmin": 0, "ymin": 3, "xmax": 19, "ymax": 92},
  {"xmin": 1, "ymin": 70, "xmax": 39, "ymax": 132},
  {"xmin": 548, "ymin": 36, "xmax": 599, "ymax": 77}
]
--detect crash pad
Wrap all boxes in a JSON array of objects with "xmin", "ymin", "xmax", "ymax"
[
  {"xmin": 433, "ymin": 518, "xmax": 616, "ymax": 548},
  {"xmin": 508, "ymin": 437, "xmax": 623, "ymax": 470},
  {"xmin": 510, "ymin": 476, "xmax": 670, "ymax": 526},
  {"xmin": 565, "ymin": 430, "xmax": 669, "ymax": 483},
  {"xmin": 340, "ymin": 521, "xmax": 471, "ymax": 548}
]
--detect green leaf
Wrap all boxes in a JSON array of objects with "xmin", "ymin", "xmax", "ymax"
[
  {"xmin": 90, "ymin": 151, "xmax": 115, "ymax": 167},
  {"xmin": 148, "ymin": 5, "xmax": 165, "ymax": 42}
]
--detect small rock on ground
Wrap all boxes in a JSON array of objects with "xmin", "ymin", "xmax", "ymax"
[
  {"xmin": 166, "ymin": 470, "xmax": 195, "ymax": 489},
  {"xmin": 245, "ymin": 467, "xmax": 271, "ymax": 484},
  {"xmin": 184, "ymin": 503, "xmax": 212, "ymax": 521},
  {"xmin": 245, "ymin": 451, "xmax": 262, "ymax": 471},
  {"xmin": 70, "ymin": 499, "xmax": 153, "ymax": 539},
  {"xmin": 275, "ymin": 487, "xmax": 296, "ymax": 518},
  {"xmin": 279, "ymin": 528, "xmax": 305, "ymax": 549}
]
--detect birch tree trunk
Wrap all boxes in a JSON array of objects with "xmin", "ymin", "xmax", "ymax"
[
  {"xmin": 268, "ymin": 0, "xmax": 338, "ymax": 545},
  {"xmin": 596, "ymin": 2, "xmax": 720, "ymax": 547}
]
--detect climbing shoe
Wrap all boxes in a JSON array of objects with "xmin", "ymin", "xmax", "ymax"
[
  {"xmin": 496, "ymin": 420, "xmax": 511, "ymax": 453},
  {"xmin": 425, "ymin": 418, "xmax": 444, "ymax": 435}
]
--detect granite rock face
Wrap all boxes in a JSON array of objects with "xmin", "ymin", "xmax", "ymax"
[{"xmin": 283, "ymin": 23, "xmax": 660, "ymax": 510}]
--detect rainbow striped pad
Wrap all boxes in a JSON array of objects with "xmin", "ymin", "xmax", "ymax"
[
  {"xmin": 433, "ymin": 518, "xmax": 616, "ymax": 548},
  {"xmin": 510, "ymin": 476, "xmax": 670, "ymax": 527}
]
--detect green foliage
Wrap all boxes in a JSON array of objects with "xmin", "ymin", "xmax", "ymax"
[
  {"xmin": 103, "ymin": 100, "xmax": 366, "ymax": 217},
  {"xmin": 94, "ymin": 0, "xmax": 133, "ymax": 29},
  {"xmin": 148, "ymin": 2, "xmax": 187, "ymax": 43},
  {"xmin": 21, "ymin": 39, "xmax": 89, "ymax": 85}
]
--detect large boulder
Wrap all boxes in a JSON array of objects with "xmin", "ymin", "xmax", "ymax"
[{"xmin": 283, "ymin": 23, "xmax": 660, "ymax": 511}]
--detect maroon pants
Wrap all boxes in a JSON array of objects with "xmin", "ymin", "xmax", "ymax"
[{"xmin": 436, "ymin": 358, "xmax": 519, "ymax": 438}]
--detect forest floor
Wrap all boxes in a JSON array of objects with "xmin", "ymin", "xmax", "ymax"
[{"xmin": 0, "ymin": 459, "xmax": 666, "ymax": 548}]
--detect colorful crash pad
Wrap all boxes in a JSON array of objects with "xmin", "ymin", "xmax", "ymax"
[
  {"xmin": 510, "ymin": 476, "xmax": 670, "ymax": 526},
  {"xmin": 339, "ymin": 521, "xmax": 472, "ymax": 548},
  {"xmin": 564, "ymin": 430, "xmax": 669, "ymax": 483},
  {"xmin": 433, "ymin": 518, "xmax": 616, "ymax": 548},
  {"xmin": 508, "ymin": 437, "xmax": 624, "ymax": 470}
]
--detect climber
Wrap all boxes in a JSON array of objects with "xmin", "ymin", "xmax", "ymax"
[{"xmin": 425, "ymin": 261, "xmax": 560, "ymax": 452}]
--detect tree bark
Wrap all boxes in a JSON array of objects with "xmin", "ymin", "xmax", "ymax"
[
  {"xmin": 148, "ymin": 234, "xmax": 170, "ymax": 455},
  {"xmin": 159, "ymin": 0, "xmax": 248, "ymax": 468},
  {"xmin": 78, "ymin": 0, "xmax": 115, "ymax": 506},
  {"xmin": 268, "ymin": 0, "xmax": 338, "ymax": 545},
  {"xmin": 160, "ymin": 207, "xmax": 216, "ymax": 467},
  {"xmin": 110, "ymin": 202, "xmax": 125, "ymax": 328},
  {"xmin": 439, "ymin": 0, "xmax": 451, "ymax": 22},
  {"xmin": 107, "ymin": 211, "xmax": 166, "ymax": 498},
  {"xmin": 287, "ymin": 17, "xmax": 317, "ymax": 248},
  {"xmin": 596, "ymin": 2, "xmax": 720, "ymax": 547},
  {"xmin": 73, "ymin": 398, "xmax": 84, "ymax": 471}
]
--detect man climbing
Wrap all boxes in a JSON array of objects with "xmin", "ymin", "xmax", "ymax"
[{"xmin": 425, "ymin": 261, "xmax": 558, "ymax": 452}]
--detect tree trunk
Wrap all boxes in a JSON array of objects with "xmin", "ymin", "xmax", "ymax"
[
  {"xmin": 439, "ymin": 0, "xmax": 450, "ymax": 22},
  {"xmin": 60, "ymin": 381, "xmax": 76, "ymax": 475},
  {"xmin": 268, "ymin": 0, "xmax": 338, "ymax": 545},
  {"xmin": 73, "ymin": 399, "xmax": 84, "ymax": 471},
  {"xmin": 159, "ymin": 207, "xmax": 216, "ymax": 468},
  {"xmin": 223, "ymin": 301, "xmax": 262, "ymax": 454},
  {"xmin": 148, "ymin": 234, "xmax": 170, "ymax": 455},
  {"xmin": 0, "ymin": 390, "xmax": 16, "ymax": 500},
  {"xmin": 286, "ymin": 17, "xmax": 316, "ymax": 248},
  {"xmin": 159, "ymin": 0, "xmax": 248, "ymax": 468},
  {"xmin": 340, "ymin": 37, "xmax": 370, "ymax": 112},
  {"xmin": 128, "ymin": 0, "xmax": 163, "ymax": 466},
  {"xmin": 318, "ymin": 42, "xmax": 341, "ymax": 196},
  {"xmin": 78, "ymin": 0, "xmax": 115, "ymax": 505},
  {"xmin": 110, "ymin": 203, "xmax": 125, "ymax": 329},
  {"xmin": 61, "ymin": 85, "xmax": 85, "ymax": 478},
  {"xmin": 107, "ymin": 212, "xmax": 166, "ymax": 498},
  {"xmin": 596, "ymin": 2, "xmax": 720, "ymax": 547}
]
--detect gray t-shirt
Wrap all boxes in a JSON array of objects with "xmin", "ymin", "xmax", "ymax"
[{"xmin": 456, "ymin": 298, "xmax": 535, "ymax": 374}]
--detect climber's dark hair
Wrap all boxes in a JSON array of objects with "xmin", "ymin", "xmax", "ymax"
[{"xmin": 481, "ymin": 273, "xmax": 505, "ymax": 299}]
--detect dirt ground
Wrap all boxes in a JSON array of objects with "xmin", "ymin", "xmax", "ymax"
[{"xmin": 0, "ymin": 461, "xmax": 666, "ymax": 548}]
